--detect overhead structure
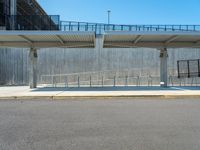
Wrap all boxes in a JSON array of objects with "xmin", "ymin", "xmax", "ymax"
[
  {"xmin": 103, "ymin": 31, "xmax": 200, "ymax": 87},
  {"xmin": 0, "ymin": 30, "xmax": 95, "ymax": 88},
  {"xmin": 0, "ymin": 31, "xmax": 95, "ymax": 48},
  {"xmin": 103, "ymin": 31, "xmax": 200, "ymax": 48},
  {"xmin": 1, "ymin": 30, "xmax": 200, "ymax": 88}
]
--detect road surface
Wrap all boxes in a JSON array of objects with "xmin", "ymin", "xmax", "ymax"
[{"xmin": 0, "ymin": 98, "xmax": 200, "ymax": 150}]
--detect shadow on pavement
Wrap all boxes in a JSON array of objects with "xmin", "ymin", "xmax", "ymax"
[{"xmin": 31, "ymin": 86, "xmax": 200, "ymax": 92}]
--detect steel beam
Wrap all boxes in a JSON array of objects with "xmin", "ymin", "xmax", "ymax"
[
  {"xmin": 56, "ymin": 35, "xmax": 65, "ymax": 44},
  {"xmin": 165, "ymin": 35, "xmax": 179, "ymax": 44},
  {"xmin": 133, "ymin": 35, "xmax": 143, "ymax": 44}
]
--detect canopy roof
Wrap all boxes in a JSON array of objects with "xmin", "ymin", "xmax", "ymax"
[
  {"xmin": 0, "ymin": 31, "xmax": 200, "ymax": 49},
  {"xmin": 0, "ymin": 31, "xmax": 95, "ymax": 48},
  {"xmin": 104, "ymin": 31, "xmax": 200, "ymax": 48}
]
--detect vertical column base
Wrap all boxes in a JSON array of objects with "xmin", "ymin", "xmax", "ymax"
[
  {"xmin": 29, "ymin": 48, "xmax": 38, "ymax": 89},
  {"xmin": 160, "ymin": 48, "xmax": 168, "ymax": 87}
]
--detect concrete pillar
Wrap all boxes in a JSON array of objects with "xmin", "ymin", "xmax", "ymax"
[
  {"xmin": 96, "ymin": 34, "xmax": 103, "ymax": 79},
  {"xmin": 10, "ymin": 0, "xmax": 17, "ymax": 15},
  {"xmin": 29, "ymin": 48, "xmax": 38, "ymax": 89},
  {"xmin": 10, "ymin": 0, "xmax": 17, "ymax": 29},
  {"xmin": 95, "ymin": 34, "xmax": 103, "ymax": 49},
  {"xmin": 159, "ymin": 48, "xmax": 168, "ymax": 87}
]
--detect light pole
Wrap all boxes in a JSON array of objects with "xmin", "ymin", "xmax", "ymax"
[{"xmin": 107, "ymin": 10, "xmax": 111, "ymax": 24}]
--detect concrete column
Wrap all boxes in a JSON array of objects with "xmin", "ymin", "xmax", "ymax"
[
  {"xmin": 10, "ymin": 0, "xmax": 17, "ymax": 29},
  {"xmin": 159, "ymin": 48, "xmax": 168, "ymax": 87},
  {"xmin": 95, "ymin": 34, "xmax": 103, "ymax": 49},
  {"xmin": 10, "ymin": 0, "xmax": 17, "ymax": 15},
  {"xmin": 96, "ymin": 34, "xmax": 104, "ymax": 84},
  {"xmin": 29, "ymin": 48, "xmax": 38, "ymax": 89}
]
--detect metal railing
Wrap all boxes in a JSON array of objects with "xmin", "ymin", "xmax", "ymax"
[
  {"xmin": 169, "ymin": 75, "xmax": 200, "ymax": 86},
  {"xmin": 41, "ymin": 74, "xmax": 157, "ymax": 88},
  {"xmin": 1, "ymin": 15, "xmax": 200, "ymax": 33},
  {"xmin": 60, "ymin": 21, "xmax": 200, "ymax": 34},
  {"xmin": 177, "ymin": 59, "xmax": 200, "ymax": 78},
  {"xmin": 0, "ymin": 15, "xmax": 60, "ymax": 30},
  {"xmin": 40, "ymin": 68, "xmax": 200, "ymax": 88}
]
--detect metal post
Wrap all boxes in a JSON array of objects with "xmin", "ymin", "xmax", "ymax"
[
  {"xmin": 29, "ymin": 48, "xmax": 38, "ymax": 89},
  {"xmin": 177, "ymin": 61, "xmax": 180, "ymax": 78},
  {"xmin": 125, "ymin": 76, "xmax": 128, "ymax": 87},
  {"xmin": 90, "ymin": 76, "xmax": 92, "ymax": 87},
  {"xmin": 78, "ymin": 76, "xmax": 80, "ymax": 88},
  {"xmin": 113, "ymin": 76, "xmax": 116, "ymax": 87},
  {"xmin": 65, "ymin": 76, "xmax": 68, "ymax": 88},
  {"xmin": 107, "ymin": 10, "xmax": 111, "ymax": 24},
  {"xmin": 102, "ymin": 76, "xmax": 104, "ymax": 87},
  {"xmin": 78, "ymin": 22, "xmax": 80, "ymax": 31},
  {"xmin": 137, "ymin": 76, "xmax": 140, "ymax": 86},
  {"xmin": 187, "ymin": 60, "xmax": 190, "ymax": 78},
  {"xmin": 54, "ymin": 76, "xmax": 57, "ymax": 87},
  {"xmin": 198, "ymin": 59, "xmax": 200, "ymax": 77},
  {"xmin": 52, "ymin": 76, "xmax": 54, "ymax": 87}
]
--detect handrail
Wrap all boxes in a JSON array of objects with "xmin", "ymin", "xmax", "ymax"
[
  {"xmin": 60, "ymin": 21, "xmax": 200, "ymax": 34},
  {"xmin": 1, "ymin": 15, "xmax": 200, "ymax": 33}
]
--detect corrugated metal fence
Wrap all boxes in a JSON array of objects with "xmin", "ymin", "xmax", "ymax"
[{"xmin": 0, "ymin": 47, "xmax": 200, "ymax": 86}]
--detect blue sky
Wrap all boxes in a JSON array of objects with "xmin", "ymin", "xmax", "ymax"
[{"xmin": 37, "ymin": 0, "xmax": 200, "ymax": 25}]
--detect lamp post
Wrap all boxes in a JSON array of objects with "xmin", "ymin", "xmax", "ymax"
[{"xmin": 107, "ymin": 10, "xmax": 111, "ymax": 24}]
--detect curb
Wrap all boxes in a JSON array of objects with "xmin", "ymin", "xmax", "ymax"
[{"xmin": 0, "ymin": 95, "xmax": 200, "ymax": 100}]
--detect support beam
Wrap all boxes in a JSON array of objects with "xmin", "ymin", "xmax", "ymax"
[
  {"xmin": 159, "ymin": 48, "xmax": 168, "ymax": 87},
  {"xmin": 29, "ymin": 48, "xmax": 38, "ymax": 89},
  {"xmin": 56, "ymin": 35, "xmax": 65, "ymax": 44},
  {"xmin": 165, "ymin": 35, "xmax": 179, "ymax": 44},
  {"xmin": 133, "ymin": 35, "xmax": 143, "ymax": 44},
  {"xmin": 10, "ymin": 0, "xmax": 17, "ymax": 29},
  {"xmin": 18, "ymin": 35, "xmax": 33, "ymax": 44}
]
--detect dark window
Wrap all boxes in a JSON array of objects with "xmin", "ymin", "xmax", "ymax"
[
  {"xmin": 0, "ymin": 0, "xmax": 6, "ymax": 26},
  {"xmin": 4, "ymin": 0, "xmax": 10, "ymax": 15},
  {"xmin": 0, "ymin": 1, "xmax": 3, "ymax": 16}
]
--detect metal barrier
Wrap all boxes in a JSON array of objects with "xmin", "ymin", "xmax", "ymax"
[
  {"xmin": 60, "ymin": 21, "xmax": 200, "ymax": 34},
  {"xmin": 177, "ymin": 59, "xmax": 200, "ymax": 78},
  {"xmin": 41, "ymin": 75, "xmax": 144, "ymax": 88},
  {"xmin": 39, "ymin": 67, "xmax": 198, "ymax": 87},
  {"xmin": 169, "ymin": 75, "xmax": 200, "ymax": 86},
  {"xmin": 1, "ymin": 15, "xmax": 200, "ymax": 33},
  {"xmin": 0, "ymin": 15, "xmax": 60, "ymax": 30},
  {"xmin": 40, "ymin": 70, "xmax": 200, "ymax": 88}
]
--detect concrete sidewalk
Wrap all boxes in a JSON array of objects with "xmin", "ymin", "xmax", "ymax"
[{"xmin": 0, "ymin": 86, "xmax": 200, "ymax": 99}]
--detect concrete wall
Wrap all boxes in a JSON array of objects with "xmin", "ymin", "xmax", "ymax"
[{"xmin": 0, "ymin": 47, "xmax": 200, "ymax": 85}]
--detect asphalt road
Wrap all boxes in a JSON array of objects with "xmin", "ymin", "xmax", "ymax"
[{"xmin": 0, "ymin": 98, "xmax": 200, "ymax": 150}]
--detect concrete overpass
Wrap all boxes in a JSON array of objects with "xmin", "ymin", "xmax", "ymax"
[{"xmin": 0, "ymin": 30, "xmax": 200, "ymax": 88}]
